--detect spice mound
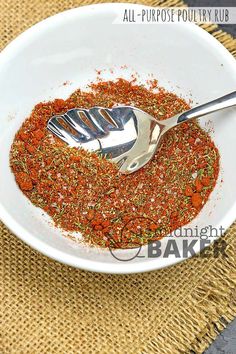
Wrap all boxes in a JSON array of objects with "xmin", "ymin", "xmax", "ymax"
[{"xmin": 10, "ymin": 78, "xmax": 220, "ymax": 249}]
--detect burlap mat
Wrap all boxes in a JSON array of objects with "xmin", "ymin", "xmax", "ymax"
[{"xmin": 1, "ymin": 1, "xmax": 236, "ymax": 353}]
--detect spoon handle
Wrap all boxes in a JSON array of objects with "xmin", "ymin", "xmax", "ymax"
[{"xmin": 177, "ymin": 91, "xmax": 236, "ymax": 123}]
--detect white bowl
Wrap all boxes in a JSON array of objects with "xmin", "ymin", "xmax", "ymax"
[{"xmin": 0, "ymin": 3, "xmax": 236, "ymax": 274}]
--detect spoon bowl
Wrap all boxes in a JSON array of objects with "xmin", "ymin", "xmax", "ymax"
[{"xmin": 47, "ymin": 106, "xmax": 163, "ymax": 173}]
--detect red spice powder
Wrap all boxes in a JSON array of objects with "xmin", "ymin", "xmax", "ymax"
[{"xmin": 10, "ymin": 78, "xmax": 220, "ymax": 248}]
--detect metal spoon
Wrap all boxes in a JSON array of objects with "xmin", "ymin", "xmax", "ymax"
[{"xmin": 47, "ymin": 91, "xmax": 236, "ymax": 174}]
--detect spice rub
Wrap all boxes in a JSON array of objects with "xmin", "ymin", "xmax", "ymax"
[{"xmin": 10, "ymin": 79, "xmax": 219, "ymax": 248}]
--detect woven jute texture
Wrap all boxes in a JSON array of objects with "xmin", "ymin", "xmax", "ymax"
[{"xmin": 1, "ymin": 1, "xmax": 236, "ymax": 353}]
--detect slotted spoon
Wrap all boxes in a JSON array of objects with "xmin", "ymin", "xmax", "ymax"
[{"xmin": 47, "ymin": 91, "xmax": 236, "ymax": 174}]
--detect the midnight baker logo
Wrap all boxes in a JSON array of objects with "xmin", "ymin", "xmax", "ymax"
[{"xmin": 108, "ymin": 218, "xmax": 227, "ymax": 262}]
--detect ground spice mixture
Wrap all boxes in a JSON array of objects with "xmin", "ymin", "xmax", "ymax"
[{"xmin": 10, "ymin": 78, "xmax": 220, "ymax": 248}]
